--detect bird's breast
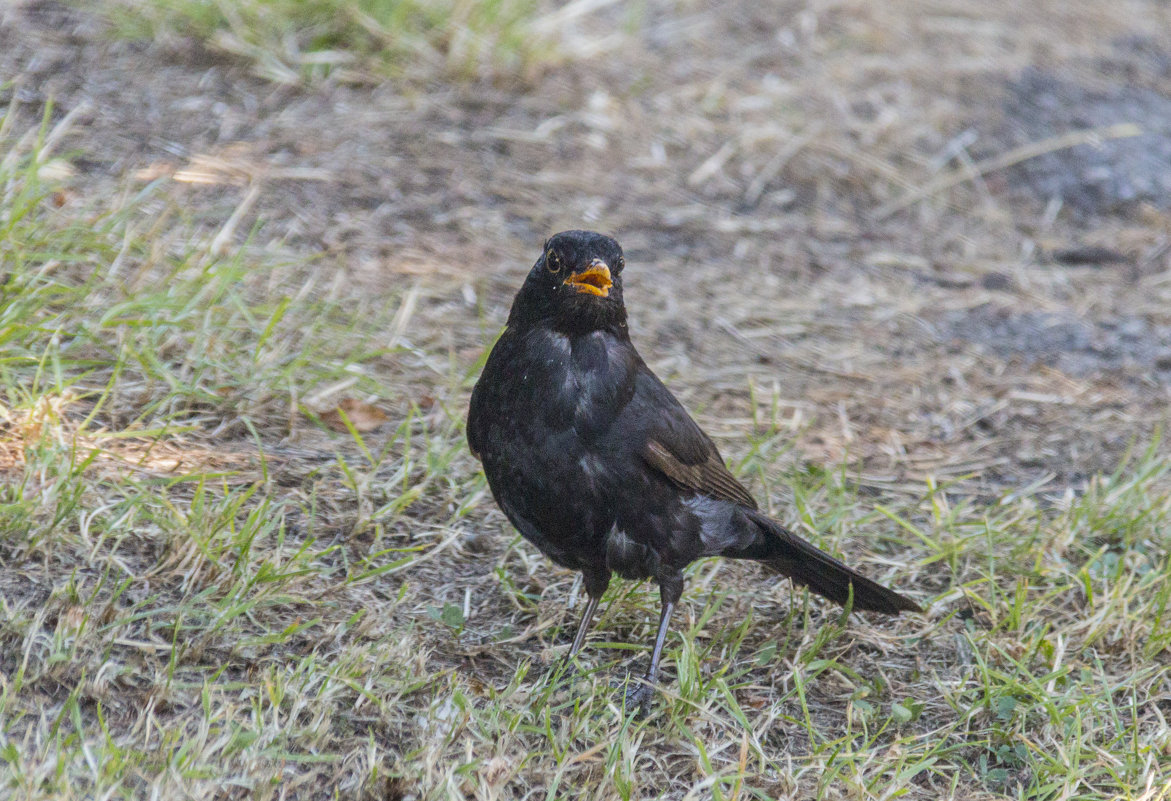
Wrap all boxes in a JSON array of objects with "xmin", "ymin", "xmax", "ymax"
[
  {"xmin": 471, "ymin": 327, "xmax": 637, "ymax": 534},
  {"xmin": 493, "ymin": 328, "xmax": 633, "ymax": 433}
]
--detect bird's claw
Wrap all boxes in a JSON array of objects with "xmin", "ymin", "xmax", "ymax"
[
  {"xmin": 545, "ymin": 654, "xmax": 581, "ymax": 687},
  {"xmin": 613, "ymin": 674, "xmax": 656, "ymax": 715}
]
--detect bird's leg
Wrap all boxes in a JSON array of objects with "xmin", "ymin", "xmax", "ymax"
[
  {"xmin": 623, "ymin": 573, "xmax": 683, "ymax": 711},
  {"xmin": 549, "ymin": 573, "xmax": 609, "ymax": 694},
  {"xmin": 565, "ymin": 569, "xmax": 610, "ymax": 662},
  {"xmin": 643, "ymin": 598, "xmax": 675, "ymax": 684},
  {"xmin": 547, "ymin": 591, "xmax": 601, "ymax": 693},
  {"xmin": 568, "ymin": 593, "xmax": 600, "ymax": 658}
]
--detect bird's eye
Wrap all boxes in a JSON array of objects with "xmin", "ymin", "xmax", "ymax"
[
  {"xmin": 616, "ymin": 257, "xmax": 625, "ymax": 272},
  {"xmin": 546, "ymin": 251, "xmax": 563, "ymax": 274}
]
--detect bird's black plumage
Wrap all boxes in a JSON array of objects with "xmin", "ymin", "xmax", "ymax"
[{"xmin": 468, "ymin": 230, "xmax": 919, "ymax": 708}]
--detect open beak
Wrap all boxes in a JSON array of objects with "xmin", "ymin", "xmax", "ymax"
[{"xmin": 563, "ymin": 260, "xmax": 612, "ymax": 297}]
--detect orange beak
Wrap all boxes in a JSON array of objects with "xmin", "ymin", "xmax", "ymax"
[{"xmin": 563, "ymin": 260, "xmax": 612, "ymax": 297}]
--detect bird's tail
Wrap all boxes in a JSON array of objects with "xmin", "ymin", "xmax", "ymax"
[{"xmin": 744, "ymin": 510, "xmax": 920, "ymax": 615}]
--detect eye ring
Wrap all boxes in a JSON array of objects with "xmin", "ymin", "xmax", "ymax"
[
  {"xmin": 616, "ymin": 257, "xmax": 625, "ymax": 271},
  {"xmin": 546, "ymin": 251, "xmax": 563, "ymax": 274}
]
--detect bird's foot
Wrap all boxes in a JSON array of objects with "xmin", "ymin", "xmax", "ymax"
[
  {"xmin": 613, "ymin": 674, "xmax": 656, "ymax": 715},
  {"xmin": 532, "ymin": 656, "xmax": 589, "ymax": 712},
  {"xmin": 545, "ymin": 654, "xmax": 581, "ymax": 687}
]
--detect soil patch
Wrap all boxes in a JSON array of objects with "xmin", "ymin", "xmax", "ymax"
[
  {"xmin": 999, "ymin": 64, "xmax": 1171, "ymax": 214},
  {"xmin": 942, "ymin": 303, "xmax": 1171, "ymax": 381}
]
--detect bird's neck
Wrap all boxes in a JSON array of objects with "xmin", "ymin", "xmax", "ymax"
[
  {"xmin": 551, "ymin": 313, "xmax": 629, "ymax": 339},
  {"xmin": 507, "ymin": 287, "xmax": 629, "ymax": 338}
]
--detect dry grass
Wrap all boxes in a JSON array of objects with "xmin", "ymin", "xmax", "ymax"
[
  {"xmin": 3, "ymin": 1, "xmax": 1171, "ymax": 799},
  {"xmin": 101, "ymin": 0, "xmax": 625, "ymax": 85}
]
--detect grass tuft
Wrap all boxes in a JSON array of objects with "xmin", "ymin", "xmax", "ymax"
[{"xmin": 100, "ymin": 0, "xmax": 602, "ymax": 85}]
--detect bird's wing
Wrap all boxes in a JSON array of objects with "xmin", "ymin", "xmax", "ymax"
[
  {"xmin": 467, "ymin": 327, "xmax": 515, "ymax": 462},
  {"xmin": 635, "ymin": 371, "xmax": 758, "ymax": 510},
  {"xmin": 466, "ymin": 382, "xmax": 484, "ymax": 460},
  {"xmin": 466, "ymin": 356, "xmax": 492, "ymax": 461}
]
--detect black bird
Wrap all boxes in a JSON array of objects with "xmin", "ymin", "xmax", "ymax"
[{"xmin": 468, "ymin": 230, "xmax": 919, "ymax": 708}]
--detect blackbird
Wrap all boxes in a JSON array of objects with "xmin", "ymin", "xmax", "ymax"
[{"xmin": 468, "ymin": 230, "xmax": 919, "ymax": 708}]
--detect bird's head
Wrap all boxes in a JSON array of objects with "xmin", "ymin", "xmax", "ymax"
[{"xmin": 509, "ymin": 230, "xmax": 627, "ymax": 333}]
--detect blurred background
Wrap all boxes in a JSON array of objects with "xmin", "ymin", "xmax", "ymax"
[{"xmin": 9, "ymin": 0, "xmax": 1168, "ymax": 492}]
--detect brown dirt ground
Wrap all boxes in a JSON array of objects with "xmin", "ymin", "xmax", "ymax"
[{"xmin": 4, "ymin": 0, "xmax": 1171, "ymax": 793}]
